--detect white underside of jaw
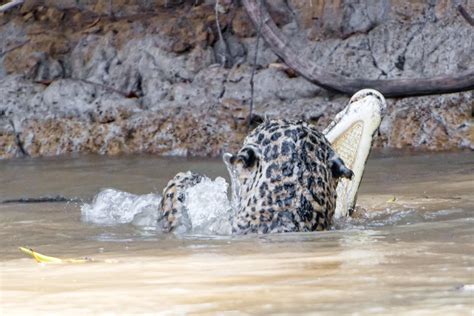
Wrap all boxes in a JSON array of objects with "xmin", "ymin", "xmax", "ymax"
[{"xmin": 324, "ymin": 89, "xmax": 386, "ymax": 218}]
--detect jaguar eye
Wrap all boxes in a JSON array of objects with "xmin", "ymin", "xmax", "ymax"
[{"xmin": 238, "ymin": 147, "xmax": 257, "ymax": 168}]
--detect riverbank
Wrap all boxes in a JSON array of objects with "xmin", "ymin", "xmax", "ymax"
[{"xmin": 1, "ymin": 1, "xmax": 472, "ymax": 159}]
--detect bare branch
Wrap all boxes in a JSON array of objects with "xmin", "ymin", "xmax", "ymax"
[
  {"xmin": 458, "ymin": 5, "xmax": 474, "ymax": 26},
  {"xmin": 248, "ymin": 0, "xmax": 264, "ymax": 130},
  {"xmin": 0, "ymin": 39, "xmax": 29, "ymax": 57},
  {"xmin": 215, "ymin": 0, "xmax": 227, "ymax": 66},
  {"xmin": 215, "ymin": 0, "xmax": 225, "ymax": 44},
  {"xmin": 0, "ymin": 0, "xmax": 24, "ymax": 13},
  {"xmin": 242, "ymin": 0, "xmax": 474, "ymax": 98}
]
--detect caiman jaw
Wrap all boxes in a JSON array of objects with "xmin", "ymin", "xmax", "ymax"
[{"xmin": 323, "ymin": 89, "xmax": 386, "ymax": 218}]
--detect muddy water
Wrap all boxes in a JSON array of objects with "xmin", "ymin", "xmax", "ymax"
[{"xmin": 1, "ymin": 151, "xmax": 473, "ymax": 315}]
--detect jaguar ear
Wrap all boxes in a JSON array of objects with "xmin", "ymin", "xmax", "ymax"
[
  {"xmin": 249, "ymin": 114, "xmax": 264, "ymax": 128},
  {"xmin": 223, "ymin": 152, "xmax": 235, "ymax": 165},
  {"xmin": 329, "ymin": 156, "xmax": 353, "ymax": 180},
  {"xmin": 237, "ymin": 147, "xmax": 258, "ymax": 168}
]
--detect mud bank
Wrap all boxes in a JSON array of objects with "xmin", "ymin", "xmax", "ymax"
[{"xmin": 0, "ymin": 0, "xmax": 472, "ymax": 158}]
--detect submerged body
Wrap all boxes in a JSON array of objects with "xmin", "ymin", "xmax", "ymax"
[{"xmin": 225, "ymin": 119, "xmax": 353, "ymax": 233}]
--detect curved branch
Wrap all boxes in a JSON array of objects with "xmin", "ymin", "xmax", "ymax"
[
  {"xmin": 0, "ymin": 0, "xmax": 24, "ymax": 13},
  {"xmin": 458, "ymin": 5, "xmax": 474, "ymax": 26},
  {"xmin": 242, "ymin": 0, "xmax": 474, "ymax": 97}
]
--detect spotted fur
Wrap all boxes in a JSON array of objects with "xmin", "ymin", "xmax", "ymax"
[
  {"xmin": 227, "ymin": 119, "xmax": 352, "ymax": 234},
  {"xmin": 158, "ymin": 171, "xmax": 203, "ymax": 232},
  {"xmin": 159, "ymin": 119, "xmax": 352, "ymax": 234}
]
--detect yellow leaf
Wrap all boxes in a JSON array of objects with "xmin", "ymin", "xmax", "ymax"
[{"xmin": 19, "ymin": 247, "xmax": 92, "ymax": 264}]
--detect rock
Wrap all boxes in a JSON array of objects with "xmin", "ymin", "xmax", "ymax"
[
  {"xmin": 231, "ymin": 2, "xmax": 292, "ymax": 38},
  {"xmin": 193, "ymin": 66, "xmax": 228, "ymax": 101},
  {"xmin": 232, "ymin": 8, "xmax": 256, "ymax": 38},
  {"xmin": 43, "ymin": 7, "xmax": 65, "ymax": 26},
  {"xmin": 213, "ymin": 32, "xmax": 246, "ymax": 68},
  {"xmin": 0, "ymin": 119, "xmax": 20, "ymax": 159},
  {"xmin": 69, "ymin": 35, "xmax": 194, "ymax": 101},
  {"xmin": 223, "ymin": 66, "xmax": 321, "ymax": 103},
  {"xmin": 0, "ymin": 19, "xmax": 28, "ymax": 77},
  {"xmin": 253, "ymin": 96, "xmax": 344, "ymax": 129},
  {"xmin": 0, "ymin": 75, "xmax": 46, "ymax": 119},
  {"xmin": 41, "ymin": 79, "xmax": 141, "ymax": 120},
  {"xmin": 169, "ymin": 82, "xmax": 207, "ymax": 105},
  {"xmin": 376, "ymin": 92, "xmax": 473, "ymax": 150},
  {"xmin": 241, "ymin": 38, "xmax": 279, "ymax": 68},
  {"xmin": 140, "ymin": 77, "xmax": 172, "ymax": 110},
  {"xmin": 3, "ymin": 30, "xmax": 70, "ymax": 79},
  {"xmin": 290, "ymin": 0, "xmax": 388, "ymax": 39},
  {"xmin": 0, "ymin": 0, "xmax": 472, "ymax": 159},
  {"xmin": 186, "ymin": 46, "xmax": 215, "ymax": 73},
  {"xmin": 159, "ymin": 4, "xmax": 217, "ymax": 53}
]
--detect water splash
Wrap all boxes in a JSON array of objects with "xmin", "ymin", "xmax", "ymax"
[
  {"xmin": 183, "ymin": 176, "xmax": 233, "ymax": 235},
  {"xmin": 81, "ymin": 189, "xmax": 162, "ymax": 227},
  {"xmin": 81, "ymin": 177, "xmax": 233, "ymax": 235}
]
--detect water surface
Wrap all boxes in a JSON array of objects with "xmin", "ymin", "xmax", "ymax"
[{"xmin": 1, "ymin": 151, "xmax": 473, "ymax": 315}]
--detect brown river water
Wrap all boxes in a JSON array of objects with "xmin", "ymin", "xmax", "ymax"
[{"xmin": 0, "ymin": 151, "xmax": 473, "ymax": 315}]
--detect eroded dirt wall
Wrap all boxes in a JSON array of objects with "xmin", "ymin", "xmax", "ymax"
[{"xmin": 0, "ymin": 0, "xmax": 472, "ymax": 158}]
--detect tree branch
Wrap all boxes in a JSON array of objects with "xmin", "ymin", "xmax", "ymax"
[
  {"xmin": 242, "ymin": 0, "xmax": 474, "ymax": 98},
  {"xmin": 0, "ymin": 0, "xmax": 23, "ymax": 13},
  {"xmin": 457, "ymin": 5, "xmax": 474, "ymax": 26},
  {"xmin": 248, "ymin": 0, "xmax": 264, "ymax": 131}
]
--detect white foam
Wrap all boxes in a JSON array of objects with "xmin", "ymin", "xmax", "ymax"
[
  {"xmin": 81, "ymin": 188, "xmax": 162, "ymax": 227},
  {"xmin": 81, "ymin": 177, "xmax": 233, "ymax": 235},
  {"xmin": 184, "ymin": 176, "xmax": 233, "ymax": 235}
]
